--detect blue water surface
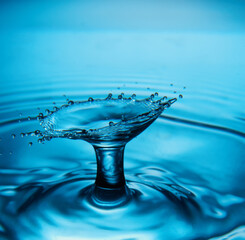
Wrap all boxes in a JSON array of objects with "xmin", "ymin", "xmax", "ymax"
[{"xmin": 0, "ymin": 1, "xmax": 245, "ymax": 239}]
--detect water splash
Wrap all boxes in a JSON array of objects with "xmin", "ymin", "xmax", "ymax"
[
  {"xmin": 1, "ymin": 83, "xmax": 245, "ymax": 239},
  {"xmin": 36, "ymin": 93, "xmax": 177, "ymax": 145},
  {"xmin": 26, "ymin": 93, "xmax": 177, "ymax": 208}
]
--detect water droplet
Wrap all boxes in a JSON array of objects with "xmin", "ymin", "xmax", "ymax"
[
  {"xmin": 45, "ymin": 109, "xmax": 50, "ymax": 114},
  {"xmin": 106, "ymin": 93, "xmax": 112, "ymax": 100},
  {"xmin": 150, "ymin": 94, "xmax": 154, "ymax": 100},
  {"xmin": 88, "ymin": 97, "xmax": 94, "ymax": 102},
  {"xmin": 35, "ymin": 130, "xmax": 40, "ymax": 135},
  {"xmin": 38, "ymin": 139, "xmax": 43, "ymax": 143},
  {"xmin": 183, "ymin": 86, "xmax": 186, "ymax": 89},
  {"xmin": 170, "ymin": 83, "xmax": 173, "ymax": 86},
  {"xmin": 118, "ymin": 94, "xmax": 123, "ymax": 99},
  {"xmin": 68, "ymin": 100, "xmax": 74, "ymax": 105},
  {"xmin": 109, "ymin": 121, "xmax": 114, "ymax": 126},
  {"xmin": 147, "ymin": 87, "xmax": 150, "ymax": 90},
  {"xmin": 179, "ymin": 94, "xmax": 183, "ymax": 99},
  {"xmin": 28, "ymin": 116, "xmax": 31, "ymax": 121},
  {"xmin": 154, "ymin": 92, "xmax": 159, "ymax": 97},
  {"xmin": 44, "ymin": 136, "xmax": 52, "ymax": 141},
  {"xmin": 131, "ymin": 94, "xmax": 136, "ymax": 99},
  {"xmin": 29, "ymin": 142, "xmax": 33, "ymax": 147},
  {"xmin": 37, "ymin": 113, "xmax": 43, "ymax": 120},
  {"xmin": 11, "ymin": 134, "xmax": 16, "ymax": 139},
  {"xmin": 173, "ymin": 91, "xmax": 177, "ymax": 94},
  {"xmin": 53, "ymin": 106, "xmax": 58, "ymax": 111},
  {"xmin": 20, "ymin": 133, "xmax": 25, "ymax": 138},
  {"xmin": 30, "ymin": 132, "xmax": 35, "ymax": 137}
]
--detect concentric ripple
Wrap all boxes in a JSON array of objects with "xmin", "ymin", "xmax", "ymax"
[{"xmin": 0, "ymin": 75, "xmax": 245, "ymax": 240}]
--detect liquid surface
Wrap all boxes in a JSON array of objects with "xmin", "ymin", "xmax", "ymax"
[
  {"xmin": 1, "ymin": 82, "xmax": 245, "ymax": 240},
  {"xmin": 1, "ymin": 1, "xmax": 245, "ymax": 239}
]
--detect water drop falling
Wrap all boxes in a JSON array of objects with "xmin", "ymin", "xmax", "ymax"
[
  {"xmin": 179, "ymin": 94, "xmax": 183, "ymax": 99},
  {"xmin": 11, "ymin": 134, "xmax": 16, "ymax": 139},
  {"xmin": 28, "ymin": 116, "xmax": 31, "ymax": 121},
  {"xmin": 20, "ymin": 133, "xmax": 25, "ymax": 138},
  {"xmin": 68, "ymin": 100, "xmax": 74, "ymax": 105},
  {"xmin": 131, "ymin": 94, "xmax": 136, "ymax": 99},
  {"xmin": 88, "ymin": 97, "xmax": 94, "ymax": 102},
  {"xmin": 154, "ymin": 92, "xmax": 159, "ymax": 97},
  {"xmin": 29, "ymin": 142, "xmax": 33, "ymax": 147}
]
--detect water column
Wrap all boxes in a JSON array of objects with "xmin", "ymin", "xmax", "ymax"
[
  {"xmin": 94, "ymin": 146, "xmax": 125, "ymax": 188},
  {"xmin": 91, "ymin": 146, "xmax": 130, "ymax": 207}
]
